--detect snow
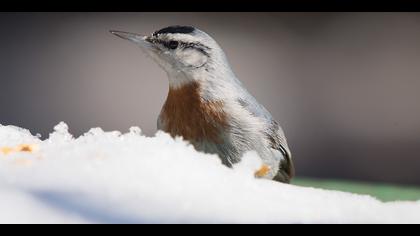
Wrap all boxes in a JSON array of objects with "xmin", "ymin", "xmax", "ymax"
[{"xmin": 0, "ymin": 122, "xmax": 419, "ymax": 224}]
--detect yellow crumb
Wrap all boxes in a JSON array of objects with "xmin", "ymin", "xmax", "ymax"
[
  {"xmin": 16, "ymin": 144, "xmax": 38, "ymax": 153},
  {"xmin": 1, "ymin": 147, "xmax": 13, "ymax": 155},
  {"xmin": 255, "ymin": 164, "xmax": 271, "ymax": 178},
  {"xmin": 1, "ymin": 144, "xmax": 39, "ymax": 156},
  {"xmin": 1, "ymin": 147, "xmax": 14, "ymax": 155}
]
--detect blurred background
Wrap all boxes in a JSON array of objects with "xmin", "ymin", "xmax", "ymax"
[{"xmin": 1, "ymin": 12, "xmax": 420, "ymax": 186}]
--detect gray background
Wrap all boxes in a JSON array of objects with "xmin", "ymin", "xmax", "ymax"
[{"xmin": 1, "ymin": 12, "xmax": 420, "ymax": 185}]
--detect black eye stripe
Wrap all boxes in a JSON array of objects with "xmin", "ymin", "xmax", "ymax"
[
  {"xmin": 183, "ymin": 43, "xmax": 210, "ymax": 56},
  {"xmin": 182, "ymin": 42, "xmax": 210, "ymax": 52},
  {"xmin": 152, "ymin": 38, "xmax": 210, "ymax": 55},
  {"xmin": 152, "ymin": 39, "xmax": 178, "ymax": 49}
]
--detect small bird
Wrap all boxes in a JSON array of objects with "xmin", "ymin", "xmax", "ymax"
[{"xmin": 111, "ymin": 26, "xmax": 294, "ymax": 183}]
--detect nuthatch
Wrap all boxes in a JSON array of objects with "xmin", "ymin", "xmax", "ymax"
[{"xmin": 111, "ymin": 25, "xmax": 294, "ymax": 183}]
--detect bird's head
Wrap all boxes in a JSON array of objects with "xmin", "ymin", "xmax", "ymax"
[{"xmin": 111, "ymin": 26, "xmax": 234, "ymax": 89}]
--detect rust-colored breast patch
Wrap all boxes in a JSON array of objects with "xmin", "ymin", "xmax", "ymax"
[{"xmin": 160, "ymin": 82, "xmax": 228, "ymax": 143}]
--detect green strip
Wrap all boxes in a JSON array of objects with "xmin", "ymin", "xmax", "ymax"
[{"xmin": 292, "ymin": 178, "xmax": 420, "ymax": 202}]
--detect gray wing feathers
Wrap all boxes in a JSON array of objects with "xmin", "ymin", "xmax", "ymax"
[
  {"xmin": 237, "ymin": 93, "xmax": 294, "ymax": 183},
  {"xmin": 268, "ymin": 120, "xmax": 294, "ymax": 182}
]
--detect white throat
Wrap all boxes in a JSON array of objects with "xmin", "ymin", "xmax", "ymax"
[{"xmin": 166, "ymin": 69, "xmax": 197, "ymax": 89}]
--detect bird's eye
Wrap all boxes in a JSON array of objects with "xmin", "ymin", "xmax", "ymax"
[{"xmin": 167, "ymin": 40, "xmax": 179, "ymax": 50}]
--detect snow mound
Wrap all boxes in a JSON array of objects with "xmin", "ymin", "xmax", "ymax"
[{"xmin": 0, "ymin": 122, "xmax": 419, "ymax": 224}]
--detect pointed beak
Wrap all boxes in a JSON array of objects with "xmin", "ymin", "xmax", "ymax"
[{"xmin": 110, "ymin": 30, "xmax": 152, "ymax": 48}]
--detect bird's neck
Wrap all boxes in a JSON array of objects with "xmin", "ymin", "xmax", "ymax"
[
  {"xmin": 166, "ymin": 70, "xmax": 195, "ymax": 89},
  {"xmin": 160, "ymin": 81, "xmax": 228, "ymax": 143}
]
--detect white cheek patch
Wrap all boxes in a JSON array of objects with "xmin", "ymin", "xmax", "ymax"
[{"xmin": 176, "ymin": 48, "xmax": 208, "ymax": 68}]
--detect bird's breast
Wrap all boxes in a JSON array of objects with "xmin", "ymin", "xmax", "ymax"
[{"xmin": 159, "ymin": 82, "xmax": 228, "ymax": 143}]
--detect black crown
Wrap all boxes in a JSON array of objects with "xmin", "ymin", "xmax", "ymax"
[{"xmin": 153, "ymin": 25, "xmax": 195, "ymax": 36}]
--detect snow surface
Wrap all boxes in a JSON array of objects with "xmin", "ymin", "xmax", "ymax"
[{"xmin": 0, "ymin": 122, "xmax": 419, "ymax": 224}]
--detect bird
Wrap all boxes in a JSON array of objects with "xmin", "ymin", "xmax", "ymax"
[{"xmin": 110, "ymin": 25, "xmax": 294, "ymax": 183}]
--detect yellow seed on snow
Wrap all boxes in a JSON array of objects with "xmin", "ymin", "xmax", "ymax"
[
  {"xmin": 255, "ymin": 164, "xmax": 271, "ymax": 178},
  {"xmin": 1, "ymin": 144, "xmax": 39, "ymax": 156},
  {"xmin": 1, "ymin": 147, "xmax": 15, "ymax": 155},
  {"xmin": 16, "ymin": 144, "xmax": 38, "ymax": 153}
]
